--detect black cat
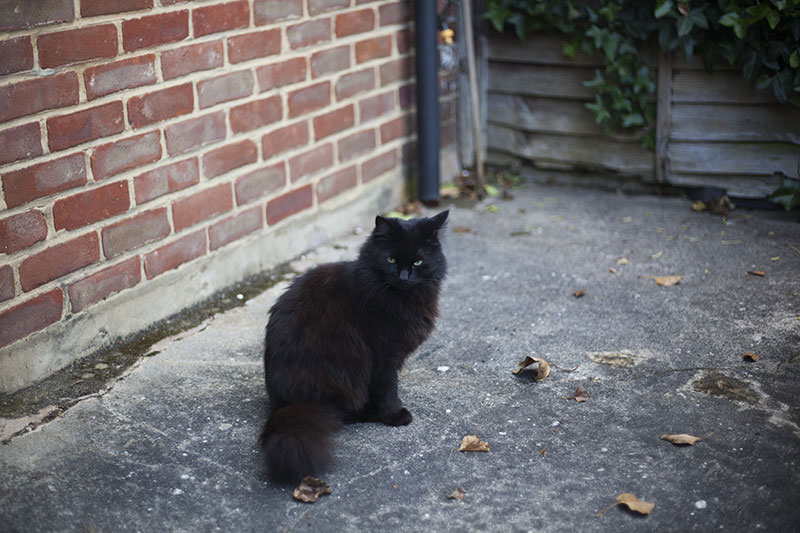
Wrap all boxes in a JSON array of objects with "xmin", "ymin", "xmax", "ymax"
[{"xmin": 260, "ymin": 211, "xmax": 449, "ymax": 483}]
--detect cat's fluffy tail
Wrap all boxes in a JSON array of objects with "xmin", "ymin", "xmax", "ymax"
[{"xmin": 259, "ymin": 403, "xmax": 342, "ymax": 484}]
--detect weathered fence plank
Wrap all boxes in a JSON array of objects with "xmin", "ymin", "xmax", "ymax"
[
  {"xmin": 673, "ymin": 70, "xmax": 776, "ymax": 104},
  {"xmin": 488, "ymin": 124, "xmax": 654, "ymax": 175},
  {"xmin": 671, "ymin": 103, "xmax": 800, "ymax": 145},
  {"xmin": 489, "ymin": 62, "xmax": 597, "ymax": 99},
  {"xmin": 669, "ymin": 141, "xmax": 800, "ymax": 176}
]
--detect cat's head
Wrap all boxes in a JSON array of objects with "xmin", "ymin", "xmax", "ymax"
[{"xmin": 361, "ymin": 210, "xmax": 449, "ymax": 290}]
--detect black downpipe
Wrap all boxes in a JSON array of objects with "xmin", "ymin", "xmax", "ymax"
[{"xmin": 415, "ymin": 0, "xmax": 440, "ymax": 203}]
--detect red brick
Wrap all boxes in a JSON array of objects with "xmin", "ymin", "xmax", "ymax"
[
  {"xmin": 19, "ymin": 233, "xmax": 100, "ymax": 292},
  {"xmin": 309, "ymin": 0, "xmax": 349, "ymax": 15},
  {"xmin": 356, "ymin": 35, "xmax": 392, "ymax": 63},
  {"xmin": 47, "ymin": 101, "xmax": 125, "ymax": 152},
  {"xmin": 359, "ymin": 90, "xmax": 395, "ymax": 121},
  {"xmin": 0, "ymin": 210, "xmax": 48, "ymax": 254},
  {"xmin": 0, "ymin": 0, "xmax": 74, "ymax": 32},
  {"xmin": 165, "ymin": 112, "xmax": 226, "ymax": 156},
  {"xmin": 398, "ymin": 82, "xmax": 415, "ymax": 107},
  {"xmin": 0, "ymin": 289, "xmax": 62, "ymax": 349},
  {"xmin": 0, "ymin": 266, "xmax": 13, "ymax": 302},
  {"xmin": 81, "ymin": 0, "xmax": 152, "ymax": 17},
  {"xmin": 289, "ymin": 144, "xmax": 333, "ymax": 182},
  {"xmin": 53, "ymin": 181, "xmax": 130, "ymax": 231},
  {"xmin": 335, "ymin": 68, "xmax": 374, "ymax": 100},
  {"xmin": 231, "ymin": 95, "xmax": 282, "ymax": 134},
  {"xmin": 38, "ymin": 24, "xmax": 118, "ymax": 68},
  {"xmin": 235, "ymin": 163, "xmax": 285, "ymax": 205},
  {"xmin": 84, "ymin": 54, "xmax": 157, "ymax": 100},
  {"xmin": 262, "ymin": 122, "xmax": 308, "ymax": 158},
  {"xmin": 134, "ymin": 158, "xmax": 199, "ymax": 204},
  {"xmin": 0, "ymin": 72, "xmax": 79, "ymax": 123},
  {"xmin": 0, "ymin": 123, "xmax": 42, "ymax": 166},
  {"xmin": 379, "ymin": 2, "xmax": 409, "ymax": 25},
  {"xmin": 256, "ymin": 57, "xmax": 306, "ymax": 91},
  {"xmin": 267, "ymin": 185, "xmax": 313, "ymax": 225},
  {"xmin": 362, "ymin": 148, "xmax": 397, "ymax": 182},
  {"xmin": 203, "ymin": 140, "xmax": 258, "ymax": 178},
  {"xmin": 288, "ymin": 81, "xmax": 330, "ymax": 118},
  {"xmin": 287, "ymin": 19, "xmax": 331, "ymax": 50},
  {"xmin": 101, "ymin": 208, "xmax": 170, "ymax": 258},
  {"xmin": 313, "ymin": 105, "xmax": 355, "ymax": 140},
  {"xmin": 198, "ymin": 70, "xmax": 254, "ymax": 109},
  {"xmin": 193, "ymin": 0, "xmax": 250, "ymax": 37},
  {"xmin": 0, "ymin": 37, "xmax": 33, "ymax": 76},
  {"xmin": 128, "ymin": 83, "xmax": 193, "ymax": 128},
  {"xmin": 122, "ymin": 10, "xmax": 189, "ymax": 52},
  {"xmin": 336, "ymin": 9, "xmax": 375, "ymax": 37},
  {"xmin": 338, "ymin": 129, "xmax": 375, "ymax": 161},
  {"xmin": 228, "ymin": 29, "xmax": 281, "ymax": 64},
  {"xmin": 209, "ymin": 207, "xmax": 263, "ymax": 251},
  {"xmin": 161, "ymin": 40, "xmax": 223, "ymax": 80},
  {"xmin": 396, "ymin": 28, "xmax": 413, "ymax": 53},
  {"xmin": 310, "ymin": 46, "xmax": 350, "ymax": 78},
  {"xmin": 380, "ymin": 115, "xmax": 412, "ymax": 143},
  {"xmin": 144, "ymin": 230, "xmax": 206, "ymax": 279},
  {"xmin": 2, "ymin": 153, "xmax": 86, "ymax": 208},
  {"xmin": 380, "ymin": 56, "xmax": 412, "ymax": 85},
  {"xmin": 318, "ymin": 166, "xmax": 357, "ymax": 203},
  {"xmin": 172, "ymin": 183, "xmax": 233, "ymax": 231},
  {"xmin": 68, "ymin": 257, "xmax": 141, "ymax": 313},
  {"xmin": 91, "ymin": 131, "xmax": 161, "ymax": 180},
  {"xmin": 253, "ymin": 0, "xmax": 302, "ymax": 25}
]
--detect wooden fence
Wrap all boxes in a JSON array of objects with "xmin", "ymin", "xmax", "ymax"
[{"xmin": 485, "ymin": 33, "xmax": 800, "ymax": 198}]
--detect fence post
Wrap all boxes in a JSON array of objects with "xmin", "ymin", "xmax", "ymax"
[{"xmin": 655, "ymin": 49, "xmax": 673, "ymax": 184}]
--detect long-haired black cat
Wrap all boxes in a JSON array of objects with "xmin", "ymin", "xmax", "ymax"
[{"xmin": 260, "ymin": 210, "xmax": 448, "ymax": 483}]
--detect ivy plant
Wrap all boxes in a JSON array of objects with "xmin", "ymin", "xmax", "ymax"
[{"xmin": 484, "ymin": 0, "xmax": 800, "ymax": 208}]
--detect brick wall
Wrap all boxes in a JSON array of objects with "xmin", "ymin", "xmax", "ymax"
[{"xmin": 0, "ymin": 0, "xmax": 462, "ymax": 394}]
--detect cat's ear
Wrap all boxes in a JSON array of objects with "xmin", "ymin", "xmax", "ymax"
[
  {"xmin": 374, "ymin": 215, "xmax": 394, "ymax": 238},
  {"xmin": 423, "ymin": 210, "xmax": 449, "ymax": 240}
]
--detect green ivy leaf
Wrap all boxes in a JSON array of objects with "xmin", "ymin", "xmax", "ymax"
[
  {"xmin": 655, "ymin": 1, "xmax": 673, "ymax": 18},
  {"xmin": 677, "ymin": 15, "xmax": 694, "ymax": 36},
  {"xmin": 790, "ymin": 49, "xmax": 800, "ymax": 69},
  {"xmin": 766, "ymin": 9, "xmax": 781, "ymax": 29},
  {"xmin": 768, "ymin": 177, "xmax": 800, "ymax": 212},
  {"xmin": 622, "ymin": 113, "xmax": 645, "ymax": 127},
  {"xmin": 718, "ymin": 12, "xmax": 740, "ymax": 27},
  {"xmin": 688, "ymin": 8, "xmax": 709, "ymax": 29}
]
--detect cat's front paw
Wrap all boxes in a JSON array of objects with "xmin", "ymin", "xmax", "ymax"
[{"xmin": 380, "ymin": 407, "xmax": 412, "ymax": 426}]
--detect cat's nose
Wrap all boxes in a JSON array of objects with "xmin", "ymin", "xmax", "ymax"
[{"xmin": 399, "ymin": 269, "xmax": 409, "ymax": 281}]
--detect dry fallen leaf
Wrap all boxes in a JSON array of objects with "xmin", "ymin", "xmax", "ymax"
[
  {"xmin": 692, "ymin": 200, "xmax": 706, "ymax": 212},
  {"xmin": 747, "ymin": 270, "xmax": 766, "ymax": 277},
  {"xmin": 448, "ymin": 488, "xmax": 466, "ymax": 500},
  {"xmin": 645, "ymin": 275, "xmax": 683, "ymax": 286},
  {"xmin": 453, "ymin": 226, "xmax": 471, "ymax": 233},
  {"xmin": 564, "ymin": 385, "xmax": 589, "ymax": 402},
  {"xmin": 617, "ymin": 493, "xmax": 655, "ymax": 515},
  {"xmin": 742, "ymin": 352, "xmax": 760, "ymax": 362},
  {"xmin": 661, "ymin": 433, "xmax": 702, "ymax": 446},
  {"xmin": 617, "ymin": 257, "xmax": 630, "ymax": 265},
  {"xmin": 459, "ymin": 434, "xmax": 490, "ymax": 452},
  {"xmin": 609, "ymin": 267, "xmax": 617, "ymax": 274},
  {"xmin": 293, "ymin": 476, "xmax": 332, "ymax": 503},
  {"xmin": 513, "ymin": 356, "xmax": 551, "ymax": 381},
  {"xmin": 573, "ymin": 289, "xmax": 587, "ymax": 298}
]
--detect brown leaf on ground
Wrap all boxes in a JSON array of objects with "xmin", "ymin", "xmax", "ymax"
[
  {"xmin": 747, "ymin": 270, "xmax": 766, "ymax": 277},
  {"xmin": 646, "ymin": 275, "xmax": 683, "ymax": 286},
  {"xmin": 459, "ymin": 435, "xmax": 490, "ymax": 452},
  {"xmin": 565, "ymin": 385, "xmax": 589, "ymax": 402},
  {"xmin": 617, "ymin": 257, "xmax": 630, "ymax": 265},
  {"xmin": 661, "ymin": 433, "xmax": 702, "ymax": 446},
  {"xmin": 292, "ymin": 476, "xmax": 332, "ymax": 503},
  {"xmin": 448, "ymin": 488, "xmax": 466, "ymax": 500},
  {"xmin": 512, "ymin": 356, "xmax": 551, "ymax": 381},
  {"xmin": 452, "ymin": 226, "xmax": 471, "ymax": 233},
  {"xmin": 609, "ymin": 267, "xmax": 617, "ymax": 274},
  {"xmin": 573, "ymin": 290, "xmax": 587, "ymax": 298},
  {"xmin": 617, "ymin": 493, "xmax": 655, "ymax": 515},
  {"xmin": 742, "ymin": 352, "xmax": 761, "ymax": 362}
]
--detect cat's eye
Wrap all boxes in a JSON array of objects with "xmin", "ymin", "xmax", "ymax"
[
  {"xmin": 413, "ymin": 259, "xmax": 423, "ymax": 266},
  {"xmin": 387, "ymin": 257, "xmax": 396, "ymax": 264}
]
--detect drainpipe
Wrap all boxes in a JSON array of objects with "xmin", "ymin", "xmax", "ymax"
[{"xmin": 415, "ymin": 0, "xmax": 440, "ymax": 204}]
